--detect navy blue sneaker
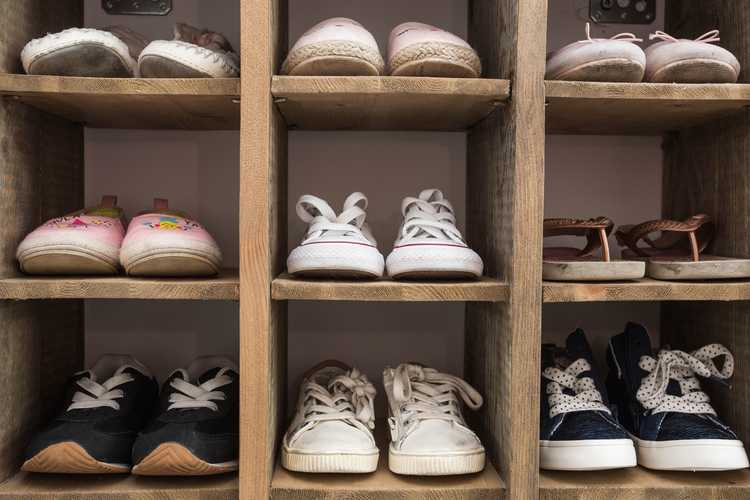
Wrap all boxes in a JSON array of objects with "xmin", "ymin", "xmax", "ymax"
[
  {"xmin": 607, "ymin": 322, "xmax": 749, "ymax": 471},
  {"xmin": 540, "ymin": 329, "xmax": 636, "ymax": 471}
]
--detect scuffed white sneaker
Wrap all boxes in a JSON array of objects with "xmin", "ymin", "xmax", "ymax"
[
  {"xmin": 386, "ymin": 189, "xmax": 483, "ymax": 279},
  {"xmin": 383, "ymin": 363, "xmax": 485, "ymax": 476},
  {"xmin": 282, "ymin": 361, "xmax": 379, "ymax": 473},
  {"xmin": 287, "ymin": 192, "xmax": 385, "ymax": 278}
]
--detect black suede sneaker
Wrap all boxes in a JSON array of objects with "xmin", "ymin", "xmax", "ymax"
[
  {"xmin": 22, "ymin": 355, "xmax": 158, "ymax": 474},
  {"xmin": 540, "ymin": 329, "xmax": 636, "ymax": 471},
  {"xmin": 607, "ymin": 322, "xmax": 749, "ymax": 471},
  {"xmin": 132, "ymin": 356, "xmax": 239, "ymax": 476}
]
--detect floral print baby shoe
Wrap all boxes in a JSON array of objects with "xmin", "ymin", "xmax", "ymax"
[{"xmin": 120, "ymin": 199, "xmax": 222, "ymax": 277}]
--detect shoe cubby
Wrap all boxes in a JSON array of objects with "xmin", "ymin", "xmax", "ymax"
[{"xmin": 542, "ymin": 1, "xmax": 750, "ymax": 499}]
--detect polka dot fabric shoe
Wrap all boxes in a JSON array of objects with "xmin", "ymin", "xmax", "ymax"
[{"xmin": 607, "ymin": 322, "xmax": 749, "ymax": 471}]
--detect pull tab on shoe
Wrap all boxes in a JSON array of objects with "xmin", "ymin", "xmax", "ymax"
[
  {"xmin": 388, "ymin": 417, "xmax": 398, "ymax": 442},
  {"xmin": 154, "ymin": 198, "xmax": 169, "ymax": 211}
]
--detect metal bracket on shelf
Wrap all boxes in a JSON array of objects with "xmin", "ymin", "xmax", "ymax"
[
  {"xmin": 590, "ymin": 0, "xmax": 656, "ymax": 24},
  {"xmin": 102, "ymin": 0, "xmax": 172, "ymax": 16}
]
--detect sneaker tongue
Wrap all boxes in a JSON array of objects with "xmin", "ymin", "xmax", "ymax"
[
  {"xmin": 174, "ymin": 23, "xmax": 235, "ymax": 54},
  {"xmin": 566, "ymin": 329, "xmax": 595, "ymax": 363},
  {"xmin": 198, "ymin": 366, "xmax": 228, "ymax": 384},
  {"xmin": 85, "ymin": 206, "xmax": 121, "ymax": 219},
  {"xmin": 103, "ymin": 25, "xmax": 150, "ymax": 59}
]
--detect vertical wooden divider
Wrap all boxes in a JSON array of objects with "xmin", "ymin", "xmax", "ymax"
[
  {"xmin": 466, "ymin": 1, "xmax": 547, "ymax": 499},
  {"xmin": 662, "ymin": 0, "xmax": 750, "ymax": 448},
  {"xmin": 241, "ymin": 0, "xmax": 288, "ymax": 498},
  {"xmin": 0, "ymin": 0, "xmax": 84, "ymax": 482}
]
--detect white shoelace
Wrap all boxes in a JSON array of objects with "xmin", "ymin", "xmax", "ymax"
[
  {"xmin": 636, "ymin": 344, "xmax": 733, "ymax": 415},
  {"xmin": 581, "ymin": 22, "xmax": 643, "ymax": 44},
  {"xmin": 168, "ymin": 367, "xmax": 234, "ymax": 411},
  {"xmin": 391, "ymin": 364, "xmax": 483, "ymax": 430},
  {"xmin": 296, "ymin": 192, "xmax": 376, "ymax": 245},
  {"xmin": 68, "ymin": 368, "xmax": 135, "ymax": 411},
  {"xmin": 649, "ymin": 29, "xmax": 721, "ymax": 44},
  {"xmin": 397, "ymin": 189, "xmax": 465, "ymax": 245},
  {"xmin": 301, "ymin": 369, "xmax": 376, "ymax": 429},
  {"xmin": 543, "ymin": 359, "xmax": 610, "ymax": 418}
]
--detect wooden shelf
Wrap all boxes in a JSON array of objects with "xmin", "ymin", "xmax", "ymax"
[
  {"xmin": 545, "ymin": 81, "xmax": 750, "ymax": 135},
  {"xmin": 540, "ymin": 467, "xmax": 750, "ymax": 500},
  {"xmin": 0, "ymin": 269, "xmax": 239, "ymax": 300},
  {"xmin": 271, "ymin": 76, "xmax": 509, "ymax": 130},
  {"xmin": 0, "ymin": 472, "xmax": 237, "ymax": 500},
  {"xmin": 272, "ymin": 274, "xmax": 508, "ymax": 302},
  {"xmin": 543, "ymin": 278, "xmax": 750, "ymax": 303},
  {"xmin": 0, "ymin": 75, "xmax": 240, "ymax": 129}
]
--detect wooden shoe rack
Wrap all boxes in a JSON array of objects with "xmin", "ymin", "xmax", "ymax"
[{"xmin": 0, "ymin": 1, "xmax": 749, "ymax": 499}]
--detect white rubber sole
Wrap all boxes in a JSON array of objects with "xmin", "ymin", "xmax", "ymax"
[
  {"xmin": 388, "ymin": 446, "xmax": 485, "ymax": 476},
  {"xmin": 546, "ymin": 58, "xmax": 645, "ymax": 82},
  {"xmin": 540, "ymin": 439, "xmax": 637, "ymax": 471},
  {"xmin": 288, "ymin": 241, "xmax": 385, "ymax": 278},
  {"xmin": 648, "ymin": 58, "xmax": 739, "ymax": 83},
  {"xmin": 139, "ymin": 40, "xmax": 240, "ymax": 78},
  {"xmin": 18, "ymin": 244, "xmax": 119, "ymax": 275},
  {"xmin": 633, "ymin": 435, "xmax": 750, "ymax": 471},
  {"xmin": 281, "ymin": 446, "xmax": 379, "ymax": 473},
  {"xmin": 386, "ymin": 244, "xmax": 483, "ymax": 279}
]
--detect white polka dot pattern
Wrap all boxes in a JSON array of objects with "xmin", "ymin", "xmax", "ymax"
[
  {"xmin": 636, "ymin": 344, "xmax": 734, "ymax": 415},
  {"xmin": 543, "ymin": 358, "xmax": 610, "ymax": 418}
]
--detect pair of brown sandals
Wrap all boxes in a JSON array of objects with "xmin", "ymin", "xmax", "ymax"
[{"xmin": 543, "ymin": 214, "xmax": 750, "ymax": 281}]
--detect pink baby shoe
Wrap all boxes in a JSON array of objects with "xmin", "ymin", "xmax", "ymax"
[
  {"xmin": 387, "ymin": 22, "xmax": 481, "ymax": 78},
  {"xmin": 645, "ymin": 30, "xmax": 740, "ymax": 83},
  {"xmin": 282, "ymin": 17, "xmax": 384, "ymax": 76},
  {"xmin": 120, "ymin": 199, "xmax": 222, "ymax": 277},
  {"xmin": 17, "ymin": 196, "xmax": 125, "ymax": 275},
  {"xmin": 546, "ymin": 23, "xmax": 645, "ymax": 82}
]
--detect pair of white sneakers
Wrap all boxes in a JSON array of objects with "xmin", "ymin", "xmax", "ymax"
[
  {"xmin": 283, "ymin": 17, "xmax": 481, "ymax": 78},
  {"xmin": 546, "ymin": 23, "xmax": 741, "ymax": 83},
  {"xmin": 287, "ymin": 189, "xmax": 484, "ymax": 280},
  {"xmin": 281, "ymin": 361, "xmax": 485, "ymax": 476}
]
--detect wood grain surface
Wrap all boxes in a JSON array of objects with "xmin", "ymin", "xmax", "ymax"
[
  {"xmin": 272, "ymin": 76, "xmax": 509, "ymax": 130},
  {"xmin": 543, "ymin": 278, "xmax": 750, "ymax": 303}
]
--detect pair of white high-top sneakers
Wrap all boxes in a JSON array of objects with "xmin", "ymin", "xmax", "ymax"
[
  {"xmin": 281, "ymin": 361, "xmax": 485, "ymax": 476},
  {"xmin": 287, "ymin": 189, "xmax": 484, "ymax": 280}
]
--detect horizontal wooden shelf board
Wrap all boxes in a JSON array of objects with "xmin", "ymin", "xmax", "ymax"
[
  {"xmin": 271, "ymin": 76, "xmax": 510, "ymax": 130},
  {"xmin": 543, "ymin": 278, "xmax": 750, "ymax": 303},
  {"xmin": 0, "ymin": 472, "xmax": 237, "ymax": 500},
  {"xmin": 0, "ymin": 269, "xmax": 239, "ymax": 300},
  {"xmin": 545, "ymin": 81, "xmax": 750, "ymax": 135},
  {"xmin": 540, "ymin": 467, "xmax": 750, "ymax": 500},
  {"xmin": 272, "ymin": 274, "xmax": 508, "ymax": 301},
  {"xmin": 0, "ymin": 74, "xmax": 240, "ymax": 129}
]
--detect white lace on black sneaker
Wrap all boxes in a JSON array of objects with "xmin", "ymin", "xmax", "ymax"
[
  {"xmin": 68, "ymin": 356, "xmax": 152, "ymax": 411},
  {"xmin": 282, "ymin": 364, "xmax": 379, "ymax": 473},
  {"xmin": 287, "ymin": 193, "xmax": 385, "ymax": 278},
  {"xmin": 168, "ymin": 367, "xmax": 235, "ymax": 411},
  {"xmin": 636, "ymin": 344, "xmax": 733, "ymax": 415},
  {"xmin": 543, "ymin": 359, "xmax": 610, "ymax": 417},
  {"xmin": 384, "ymin": 363, "xmax": 485, "ymax": 476},
  {"xmin": 386, "ymin": 189, "xmax": 483, "ymax": 279}
]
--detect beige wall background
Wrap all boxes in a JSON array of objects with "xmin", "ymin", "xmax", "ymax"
[{"xmin": 82, "ymin": 0, "xmax": 664, "ymax": 408}]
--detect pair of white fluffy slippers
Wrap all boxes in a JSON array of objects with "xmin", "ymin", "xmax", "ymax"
[
  {"xmin": 283, "ymin": 17, "xmax": 481, "ymax": 78},
  {"xmin": 21, "ymin": 23, "xmax": 239, "ymax": 78},
  {"xmin": 546, "ymin": 23, "xmax": 740, "ymax": 83}
]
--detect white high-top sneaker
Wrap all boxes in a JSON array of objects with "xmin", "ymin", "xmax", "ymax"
[
  {"xmin": 383, "ymin": 363, "xmax": 485, "ymax": 476},
  {"xmin": 282, "ymin": 361, "xmax": 378, "ymax": 473}
]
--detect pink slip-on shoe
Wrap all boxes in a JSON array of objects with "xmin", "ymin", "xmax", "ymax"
[
  {"xmin": 645, "ymin": 30, "xmax": 740, "ymax": 83},
  {"xmin": 120, "ymin": 199, "xmax": 222, "ymax": 277},
  {"xmin": 17, "ymin": 196, "xmax": 125, "ymax": 275},
  {"xmin": 545, "ymin": 23, "xmax": 645, "ymax": 82},
  {"xmin": 282, "ymin": 17, "xmax": 384, "ymax": 76},
  {"xmin": 387, "ymin": 22, "xmax": 481, "ymax": 78}
]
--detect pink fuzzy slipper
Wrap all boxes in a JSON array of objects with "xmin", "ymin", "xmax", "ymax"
[
  {"xmin": 17, "ymin": 196, "xmax": 125, "ymax": 275},
  {"xmin": 120, "ymin": 199, "xmax": 222, "ymax": 277}
]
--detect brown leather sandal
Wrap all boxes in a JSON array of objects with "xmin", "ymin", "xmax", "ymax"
[
  {"xmin": 543, "ymin": 217, "xmax": 645, "ymax": 281},
  {"xmin": 615, "ymin": 214, "xmax": 750, "ymax": 280}
]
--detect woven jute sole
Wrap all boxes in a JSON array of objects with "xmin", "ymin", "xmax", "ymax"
[
  {"xmin": 389, "ymin": 42, "xmax": 481, "ymax": 78},
  {"xmin": 281, "ymin": 446, "xmax": 379, "ymax": 473},
  {"xmin": 282, "ymin": 40, "xmax": 384, "ymax": 76},
  {"xmin": 19, "ymin": 248, "xmax": 118, "ymax": 275},
  {"xmin": 125, "ymin": 252, "xmax": 219, "ymax": 277},
  {"xmin": 22, "ymin": 442, "xmax": 130, "ymax": 474},
  {"xmin": 133, "ymin": 443, "xmax": 238, "ymax": 476}
]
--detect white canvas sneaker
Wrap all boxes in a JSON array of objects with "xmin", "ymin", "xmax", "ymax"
[
  {"xmin": 383, "ymin": 363, "xmax": 485, "ymax": 476},
  {"xmin": 287, "ymin": 192, "xmax": 385, "ymax": 278},
  {"xmin": 386, "ymin": 189, "xmax": 483, "ymax": 279},
  {"xmin": 282, "ymin": 361, "xmax": 378, "ymax": 474}
]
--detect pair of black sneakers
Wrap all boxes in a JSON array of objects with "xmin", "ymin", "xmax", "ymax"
[
  {"xmin": 540, "ymin": 323, "xmax": 748, "ymax": 472},
  {"xmin": 22, "ymin": 355, "xmax": 238, "ymax": 476}
]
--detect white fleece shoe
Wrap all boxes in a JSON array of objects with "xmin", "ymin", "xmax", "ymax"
[
  {"xmin": 282, "ymin": 361, "xmax": 378, "ymax": 473},
  {"xmin": 287, "ymin": 192, "xmax": 385, "ymax": 278},
  {"xmin": 384, "ymin": 363, "xmax": 485, "ymax": 476},
  {"xmin": 386, "ymin": 189, "xmax": 483, "ymax": 279}
]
